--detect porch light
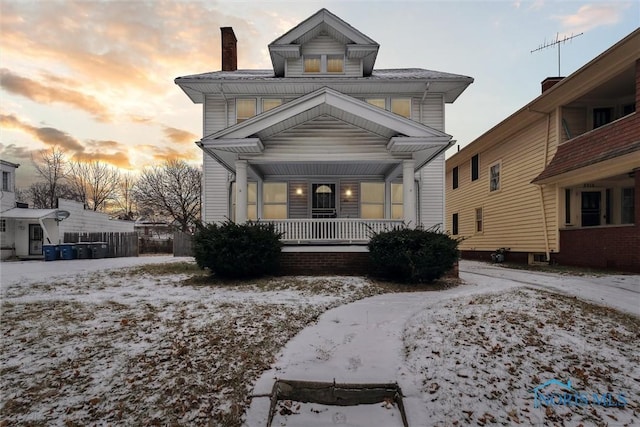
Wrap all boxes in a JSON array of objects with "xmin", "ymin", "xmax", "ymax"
[
  {"xmin": 296, "ymin": 188, "xmax": 303, "ymax": 195},
  {"xmin": 345, "ymin": 189, "xmax": 352, "ymax": 197}
]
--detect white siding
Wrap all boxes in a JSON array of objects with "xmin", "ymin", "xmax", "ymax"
[
  {"xmin": 58, "ymin": 199, "xmax": 134, "ymax": 234},
  {"xmin": 203, "ymin": 155, "xmax": 230, "ymax": 224},
  {"xmin": 286, "ymin": 35, "xmax": 361, "ymax": 78},
  {"xmin": 204, "ymin": 95, "xmax": 227, "ymax": 134},
  {"xmin": 419, "ymin": 154, "xmax": 445, "ymax": 229},
  {"xmin": 420, "ymin": 94, "xmax": 444, "ymax": 130}
]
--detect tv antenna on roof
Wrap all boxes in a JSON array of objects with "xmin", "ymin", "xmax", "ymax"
[{"xmin": 531, "ymin": 32, "xmax": 583, "ymax": 76}]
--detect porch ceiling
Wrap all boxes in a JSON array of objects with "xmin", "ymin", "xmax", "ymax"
[{"xmin": 249, "ymin": 161, "xmax": 397, "ymax": 178}]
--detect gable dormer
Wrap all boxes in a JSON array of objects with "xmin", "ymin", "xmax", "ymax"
[{"xmin": 268, "ymin": 8, "xmax": 379, "ymax": 77}]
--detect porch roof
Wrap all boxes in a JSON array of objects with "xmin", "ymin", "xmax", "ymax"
[
  {"xmin": 198, "ymin": 87, "xmax": 453, "ymax": 176},
  {"xmin": 1, "ymin": 208, "xmax": 70, "ymax": 221}
]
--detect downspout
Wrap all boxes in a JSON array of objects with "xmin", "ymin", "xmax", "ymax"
[
  {"xmin": 420, "ymin": 82, "xmax": 431, "ymax": 123},
  {"xmin": 219, "ymin": 84, "xmax": 228, "ymax": 128}
]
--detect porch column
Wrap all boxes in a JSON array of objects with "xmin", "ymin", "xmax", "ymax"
[
  {"xmin": 403, "ymin": 160, "xmax": 416, "ymax": 227},
  {"xmin": 235, "ymin": 160, "xmax": 248, "ymax": 223}
]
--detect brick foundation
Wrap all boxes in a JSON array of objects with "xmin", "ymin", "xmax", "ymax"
[{"xmin": 278, "ymin": 249, "xmax": 459, "ymax": 278}]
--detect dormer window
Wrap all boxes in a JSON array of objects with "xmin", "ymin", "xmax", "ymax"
[
  {"xmin": 327, "ymin": 55, "xmax": 344, "ymax": 73},
  {"xmin": 304, "ymin": 56, "xmax": 321, "ymax": 73},
  {"xmin": 304, "ymin": 54, "xmax": 344, "ymax": 74}
]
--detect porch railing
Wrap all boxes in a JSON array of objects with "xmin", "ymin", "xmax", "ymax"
[{"xmin": 268, "ymin": 219, "xmax": 405, "ymax": 244}]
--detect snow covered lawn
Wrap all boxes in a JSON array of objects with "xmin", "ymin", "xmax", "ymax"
[{"xmin": 0, "ymin": 259, "xmax": 405, "ymax": 426}]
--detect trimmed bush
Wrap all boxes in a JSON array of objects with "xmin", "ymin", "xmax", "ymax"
[
  {"xmin": 367, "ymin": 226, "xmax": 459, "ymax": 283},
  {"xmin": 193, "ymin": 220, "xmax": 283, "ymax": 279}
]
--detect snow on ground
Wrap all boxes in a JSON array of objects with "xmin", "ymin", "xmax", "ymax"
[
  {"xmin": 1, "ymin": 257, "xmax": 639, "ymax": 427},
  {"xmin": 247, "ymin": 261, "xmax": 639, "ymax": 426}
]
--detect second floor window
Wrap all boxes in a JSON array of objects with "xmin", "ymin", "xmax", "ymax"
[
  {"xmin": 593, "ymin": 107, "xmax": 612, "ymax": 129},
  {"xmin": 452, "ymin": 167, "xmax": 459, "ymax": 189},
  {"xmin": 262, "ymin": 99, "xmax": 283, "ymax": 112},
  {"xmin": 2, "ymin": 171, "xmax": 9, "ymax": 191},
  {"xmin": 236, "ymin": 99, "xmax": 256, "ymax": 123},
  {"xmin": 489, "ymin": 162, "xmax": 500, "ymax": 192},
  {"xmin": 452, "ymin": 213, "xmax": 458, "ymax": 235},
  {"xmin": 471, "ymin": 154, "xmax": 479, "ymax": 181},
  {"xmin": 365, "ymin": 98, "xmax": 386, "ymax": 109},
  {"xmin": 391, "ymin": 98, "xmax": 411, "ymax": 118}
]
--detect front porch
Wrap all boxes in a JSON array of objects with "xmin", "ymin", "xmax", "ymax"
[{"xmin": 269, "ymin": 218, "xmax": 404, "ymax": 244}]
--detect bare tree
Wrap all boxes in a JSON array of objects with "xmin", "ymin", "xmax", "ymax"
[
  {"xmin": 31, "ymin": 146, "xmax": 67, "ymax": 208},
  {"xmin": 113, "ymin": 171, "xmax": 137, "ymax": 220},
  {"xmin": 68, "ymin": 158, "xmax": 121, "ymax": 211},
  {"xmin": 133, "ymin": 159, "xmax": 201, "ymax": 232},
  {"xmin": 26, "ymin": 182, "xmax": 80, "ymax": 209}
]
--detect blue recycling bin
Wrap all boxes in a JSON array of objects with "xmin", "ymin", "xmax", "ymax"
[
  {"xmin": 43, "ymin": 244, "xmax": 59, "ymax": 261},
  {"xmin": 59, "ymin": 243, "xmax": 77, "ymax": 260}
]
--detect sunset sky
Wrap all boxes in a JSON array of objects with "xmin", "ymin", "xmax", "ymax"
[{"xmin": 1, "ymin": 0, "xmax": 638, "ymax": 188}]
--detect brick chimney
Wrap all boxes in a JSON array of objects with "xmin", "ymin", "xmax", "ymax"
[
  {"xmin": 221, "ymin": 27, "xmax": 237, "ymax": 71},
  {"xmin": 541, "ymin": 77, "xmax": 563, "ymax": 93}
]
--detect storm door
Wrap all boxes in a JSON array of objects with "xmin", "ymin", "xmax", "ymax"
[
  {"xmin": 311, "ymin": 183, "xmax": 336, "ymax": 218},
  {"xmin": 29, "ymin": 224, "xmax": 43, "ymax": 255},
  {"xmin": 581, "ymin": 191, "xmax": 601, "ymax": 227}
]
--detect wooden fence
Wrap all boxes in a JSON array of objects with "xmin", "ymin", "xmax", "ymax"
[
  {"xmin": 64, "ymin": 232, "xmax": 139, "ymax": 258},
  {"xmin": 173, "ymin": 231, "xmax": 194, "ymax": 257}
]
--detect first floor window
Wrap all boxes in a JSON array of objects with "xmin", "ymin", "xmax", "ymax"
[
  {"xmin": 263, "ymin": 182, "xmax": 287, "ymax": 219},
  {"xmin": 0, "ymin": 219, "xmax": 6, "ymax": 233},
  {"xmin": 565, "ymin": 188, "xmax": 572, "ymax": 224},
  {"xmin": 622, "ymin": 188, "xmax": 635, "ymax": 224},
  {"xmin": 391, "ymin": 183, "xmax": 403, "ymax": 219},
  {"xmin": 452, "ymin": 213, "xmax": 458, "ymax": 235},
  {"xmin": 361, "ymin": 182, "xmax": 384, "ymax": 219},
  {"xmin": 231, "ymin": 181, "xmax": 257, "ymax": 221},
  {"xmin": 475, "ymin": 207, "xmax": 483, "ymax": 233},
  {"xmin": 489, "ymin": 162, "xmax": 501, "ymax": 192}
]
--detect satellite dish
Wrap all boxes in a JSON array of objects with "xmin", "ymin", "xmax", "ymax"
[{"xmin": 56, "ymin": 210, "xmax": 70, "ymax": 221}]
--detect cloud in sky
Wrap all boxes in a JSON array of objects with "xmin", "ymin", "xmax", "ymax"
[
  {"xmin": 0, "ymin": 113, "xmax": 85, "ymax": 152},
  {"xmin": 163, "ymin": 126, "xmax": 198, "ymax": 145},
  {"xmin": 554, "ymin": 3, "xmax": 625, "ymax": 33},
  {"xmin": 0, "ymin": 69, "xmax": 112, "ymax": 122}
]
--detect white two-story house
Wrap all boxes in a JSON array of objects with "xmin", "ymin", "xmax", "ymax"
[{"xmin": 175, "ymin": 9, "xmax": 473, "ymax": 273}]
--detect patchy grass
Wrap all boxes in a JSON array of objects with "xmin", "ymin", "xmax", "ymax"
[
  {"xmin": 495, "ymin": 261, "xmax": 631, "ymax": 276},
  {"xmin": 403, "ymin": 288, "xmax": 640, "ymax": 426},
  {"xmin": 1, "ymin": 265, "xmax": 455, "ymax": 426}
]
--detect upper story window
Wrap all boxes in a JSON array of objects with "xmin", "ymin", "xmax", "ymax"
[
  {"xmin": 236, "ymin": 99, "xmax": 256, "ymax": 123},
  {"xmin": 391, "ymin": 98, "xmax": 411, "ymax": 118},
  {"xmin": 304, "ymin": 56, "xmax": 321, "ymax": 73},
  {"xmin": 326, "ymin": 55, "xmax": 344, "ymax": 73},
  {"xmin": 593, "ymin": 107, "xmax": 612, "ymax": 129},
  {"xmin": 2, "ymin": 171, "xmax": 9, "ymax": 191},
  {"xmin": 452, "ymin": 213, "xmax": 458, "ymax": 235},
  {"xmin": 262, "ymin": 99, "xmax": 283, "ymax": 112},
  {"xmin": 452, "ymin": 166, "xmax": 459, "ymax": 189},
  {"xmin": 471, "ymin": 154, "xmax": 479, "ymax": 181},
  {"xmin": 489, "ymin": 162, "xmax": 501, "ymax": 192},
  {"xmin": 365, "ymin": 98, "xmax": 386, "ymax": 109}
]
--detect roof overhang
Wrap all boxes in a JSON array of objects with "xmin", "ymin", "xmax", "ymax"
[
  {"xmin": 1, "ymin": 208, "xmax": 70, "ymax": 221},
  {"xmin": 198, "ymin": 87, "xmax": 452, "ymax": 174}
]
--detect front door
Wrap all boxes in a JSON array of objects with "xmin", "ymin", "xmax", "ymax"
[
  {"xmin": 311, "ymin": 183, "xmax": 336, "ymax": 218},
  {"xmin": 29, "ymin": 224, "xmax": 44, "ymax": 255},
  {"xmin": 581, "ymin": 191, "xmax": 601, "ymax": 227}
]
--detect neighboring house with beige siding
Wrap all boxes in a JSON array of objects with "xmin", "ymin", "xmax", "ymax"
[
  {"xmin": 176, "ymin": 9, "xmax": 473, "ymax": 273},
  {"xmin": 446, "ymin": 29, "xmax": 640, "ymax": 272}
]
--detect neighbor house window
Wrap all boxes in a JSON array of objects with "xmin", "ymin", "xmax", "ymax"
[
  {"xmin": 360, "ymin": 182, "xmax": 384, "ymax": 219},
  {"xmin": 326, "ymin": 55, "xmax": 344, "ymax": 73},
  {"xmin": 304, "ymin": 56, "xmax": 321, "ymax": 73},
  {"xmin": 622, "ymin": 187, "xmax": 635, "ymax": 224},
  {"xmin": 0, "ymin": 219, "xmax": 5, "ymax": 233},
  {"xmin": 475, "ymin": 207, "xmax": 483, "ymax": 233},
  {"xmin": 366, "ymin": 98, "xmax": 386, "ymax": 109},
  {"xmin": 2, "ymin": 171, "xmax": 9, "ymax": 191},
  {"xmin": 263, "ymin": 182, "xmax": 287, "ymax": 219},
  {"xmin": 391, "ymin": 183, "xmax": 403, "ymax": 220},
  {"xmin": 452, "ymin": 213, "xmax": 459, "ymax": 235},
  {"xmin": 565, "ymin": 188, "xmax": 572, "ymax": 224},
  {"xmin": 236, "ymin": 99, "xmax": 256, "ymax": 123},
  {"xmin": 471, "ymin": 154, "xmax": 479, "ymax": 181},
  {"xmin": 593, "ymin": 107, "xmax": 612, "ymax": 129},
  {"xmin": 489, "ymin": 162, "xmax": 501, "ymax": 192},
  {"xmin": 452, "ymin": 166, "xmax": 459, "ymax": 189},
  {"xmin": 262, "ymin": 99, "xmax": 283, "ymax": 112},
  {"xmin": 231, "ymin": 182, "xmax": 257, "ymax": 221},
  {"xmin": 391, "ymin": 98, "xmax": 411, "ymax": 118}
]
